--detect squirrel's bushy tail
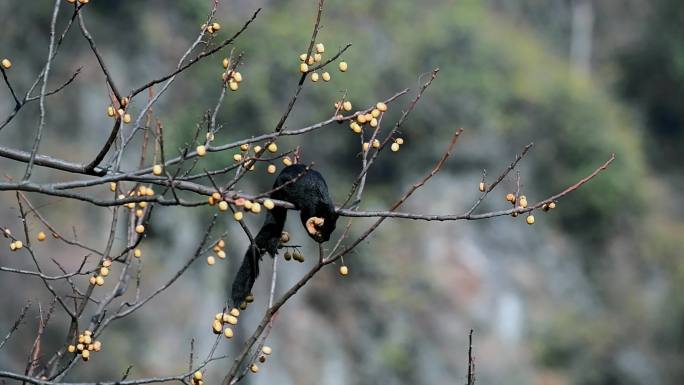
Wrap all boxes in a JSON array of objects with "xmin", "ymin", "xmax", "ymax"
[{"xmin": 230, "ymin": 206, "xmax": 286, "ymax": 307}]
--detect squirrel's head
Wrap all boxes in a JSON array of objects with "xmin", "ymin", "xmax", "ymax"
[{"xmin": 305, "ymin": 212, "xmax": 338, "ymax": 242}]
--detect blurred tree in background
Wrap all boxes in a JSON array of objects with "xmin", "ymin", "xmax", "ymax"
[{"xmin": 0, "ymin": 1, "xmax": 682, "ymax": 385}]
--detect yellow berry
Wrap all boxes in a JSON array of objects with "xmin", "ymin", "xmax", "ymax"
[
  {"xmin": 548, "ymin": 202, "xmax": 556, "ymax": 209},
  {"xmin": 139, "ymin": 200, "xmax": 148, "ymax": 207},
  {"xmin": 234, "ymin": 212, "xmax": 243, "ymax": 221},
  {"xmin": 89, "ymin": 276, "xmax": 97, "ymax": 285},
  {"xmin": 95, "ymin": 276, "xmax": 105, "ymax": 286},
  {"xmin": 107, "ymin": 106, "xmax": 115, "ymax": 117},
  {"xmin": 357, "ymin": 114, "xmax": 367, "ymax": 124},
  {"xmin": 222, "ymin": 58, "xmax": 229, "ymax": 69},
  {"xmin": 196, "ymin": 145, "xmax": 207, "ymax": 156},
  {"xmin": 1, "ymin": 58, "xmax": 12, "ymax": 69},
  {"xmin": 193, "ymin": 372, "xmax": 203, "ymax": 382},
  {"xmin": 350, "ymin": 122, "xmax": 362, "ymax": 134},
  {"xmin": 37, "ymin": 231, "xmax": 46, "ymax": 241},
  {"xmin": 103, "ymin": 258, "xmax": 112, "ymax": 267},
  {"xmin": 230, "ymin": 308, "xmax": 240, "ymax": 317},
  {"xmin": 310, "ymin": 72, "xmax": 319, "ymax": 82},
  {"xmin": 240, "ymin": 143, "xmax": 249, "ymax": 151},
  {"xmin": 267, "ymin": 143, "xmax": 278, "ymax": 153},
  {"xmin": 519, "ymin": 196, "xmax": 528, "ymax": 208},
  {"xmin": 299, "ymin": 53, "xmax": 307, "ymax": 61},
  {"xmin": 244, "ymin": 200, "xmax": 253, "ymax": 210},
  {"xmin": 362, "ymin": 142, "xmax": 370, "ymax": 152},
  {"xmin": 228, "ymin": 80, "xmax": 238, "ymax": 91},
  {"xmin": 100, "ymin": 267, "xmax": 109, "ymax": 277},
  {"xmin": 263, "ymin": 199, "xmax": 275, "ymax": 210},
  {"xmin": 339, "ymin": 61, "xmax": 348, "ymax": 72},
  {"xmin": 282, "ymin": 156, "xmax": 293, "ymax": 166},
  {"xmin": 218, "ymin": 201, "xmax": 229, "ymax": 211},
  {"xmin": 395, "ymin": 137, "xmax": 404, "ymax": 145},
  {"xmin": 233, "ymin": 153, "xmax": 242, "ymax": 162},
  {"xmin": 253, "ymin": 145, "xmax": 262, "ymax": 154},
  {"xmin": 313, "ymin": 53, "xmax": 322, "ymax": 62},
  {"xmin": 211, "ymin": 22, "xmax": 221, "ymax": 31},
  {"xmin": 251, "ymin": 203, "xmax": 262, "ymax": 214},
  {"xmin": 376, "ymin": 102, "xmax": 387, "ymax": 112},
  {"xmin": 315, "ymin": 43, "xmax": 325, "ymax": 53},
  {"xmin": 212, "ymin": 319, "xmax": 223, "ymax": 334},
  {"xmin": 339, "ymin": 265, "xmax": 349, "ymax": 276},
  {"xmin": 224, "ymin": 327, "xmax": 234, "ymax": 338},
  {"xmin": 250, "ymin": 364, "xmax": 259, "ymax": 373},
  {"xmin": 390, "ymin": 142, "xmax": 400, "ymax": 152},
  {"xmin": 109, "ymin": 182, "xmax": 117, "ymax": 192},
  {"xmin": 67, "ymin": 345, "xmax": 76, "ymax": 353},
  {"xmin": 117, "ymin": 108, "xmax": 125, "ymax": 117},
  {"xmin": 207, "ymin": 256, "xmax": 216, "ymax": 265},
  {"xmin": 479, "ymin": 182, "xmax": 486, "ymax": 192},
  {"xmin": 123, "ymin": 113, "xmax": 132, "ymax": 124},
  {"xmin": 262, "ymin": 346, "xmax": 272, "ymax": 355},
  {"xmin": 135, "ymin": 224, "xmax": 145, "ymax": 234},
  {"xmin": 233, "ymin": 72, "xmax": 242, "ymax": 82},
  {"xmin": 299, "ymin": 63, "xmax": 308, "ymax": 73},
  {"xmin": 267, "ymin": 164, "xmax": 277, "ymax": 174},
  {"xmin": 371, "ymin": 109, "xmax": 380, "ymax": 118},
  {"xmin": 224, "ymin": 315, "xmax": 238, "ymax": 325},
  {"xmin": 81, "ymin": 350, "xmax": 90, "ymax": 360},
  {"xmin": 217, "ymin": 250, "xmax": 226, "ymax": 259},
  {"xmin": 506, "ymin": 193, "xmax": 516, "ymax": 203},
  {"xmin": 342, "ymin": 101, "xmax": 352, "ymax": 111},
  {"xmin": 152, "ymin": 164, "xmax": 163, "ymax": 176},
  {"xmin": 322, "ymin": 72, "xmax": 331, "ymax": 81},
  {"xmin": 14, "ymin": 240, "xmax": 22, "ymax": 249},
  {"xmin": 134, "ymin": 248, "xmax": 142, "ymax": 258},
  {"xmin": 372, "ymin": 139, "xmax": 380, "ymax": 149},
  {"xmin": 369, "ymin": 118, "xmax": 378, "ymax": 128},
  {"xmin": 526, "ymin": 215, "xmax": 535, "ymax": 225}
]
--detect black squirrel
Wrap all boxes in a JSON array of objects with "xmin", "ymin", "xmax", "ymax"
[{"xmin": 231, "ymin": 164, "xmax": 339, "ymax": 306}]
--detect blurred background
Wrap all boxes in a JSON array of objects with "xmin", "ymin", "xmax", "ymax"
[{"xmin": 0, "ymin": 0, "xmax": 682, "ymax": 384}]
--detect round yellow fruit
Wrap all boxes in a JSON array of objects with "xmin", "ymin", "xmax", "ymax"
[
  {"xmin": 196, "ymin": 145, "xmax": 207, "ymax": 157},
  {"xmin": 339, "ymin": 61, "xmax": 348, "ymax": 72},
  {"xmin": 322, "ymin": 72, "xmax": 331, "ymax": 81},
  {"xmin": 390, "ymin": 142, "xmax": 400, "ymax": 152},
  {"xmin": 339, "ymin": 265, "xmax": 349, "ymax": 276},
  {"xmin": 342, "ymin": 101, "xmax": 352, "ymax": 111},
  {"xmin": 526, "ymin": 215, "xmax": 535, "ymax": 225},
  {"xmin": 263, "ymin": 199, "xmax": 275, "ymax": 210},
  {"xmin": 315, "ymin": 43, "xmax": 325, "ymax": 53},
  {"xmin": 267, "ymin": 143, "xmax": 278, "ymax": 153},
  {"xmin": 152, "ymin": 164, "xmax": 163, "ymax": 176},
  {"xmin": 218, "ymin": 201, "xmax": 229, "ymax": 211},
  {"xmin": 234, "ymin": 212, "xmax": 243, "ymax": 221},
  {"xmin": 1, "ymin": 58, "xmax": 12, "ymax": 69},
  {"xmin": 267, "ymin": 164, "xmax": 276, "ymax": 174},
  {"xmin": 37, "ymin": 231, "xmax": 46, "ymax": 241},
  {"xmin": 135, "ymin": 224, "xmax": 145, "ymax": 234}
]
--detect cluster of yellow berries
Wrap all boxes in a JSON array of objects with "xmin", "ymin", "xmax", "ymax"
[
  {"xmin": 343, "ymin": 102, "xmax": 388, "ymax": 135},
  {"xmin": 89, "ymin": 258, "xmax": 112, "ymax": 286},
  {"xmin": 206, "ymin": 239, "xmax": 227, "ymax": 266},
  {"xmin": 211, "ymin": 307, "xmax": 241, "ymax": 338},
  {"xmin": 298, "ymin": 42, "xmax": 334, "ymax": 81},
  {"xmin": 250, "ymin": 345, "xmax": 273, "ymax": 374},
  {"xmin": 67, "ymin": 330, "xmax": 101, "ymax": 361},
  {"xmin": 106, "ymin": 97, "xmax": 131, "ymax": 124},
  {"xmin": 504, "ymin": 193, "xmax": 556, "ymax": 225},
  {"xmin": 221, "ymin": 59, "xmax": 243, "ymax": 91},
  {"xmin": 231, "ymin": 197, "xmax": 275, "ymax": 221},
  {"xmin": 201, "ymin": 22, "xmax": 221, "ymax": 34},
  {"xmin": 233, "ymin": 142, "xmax": 279, "ymax": 171},
  {"xmin": 117, "ymin": 185, "xmax": 153, "ymax": 222},
  {"xmin": 1, "ymin": 58, "xmax": 11, "ymax": 70}
]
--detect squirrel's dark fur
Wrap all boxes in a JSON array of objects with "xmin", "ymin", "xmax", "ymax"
[{"xmin": 231, "ymin": 164, "xmax": 339, "ymax": 306}]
